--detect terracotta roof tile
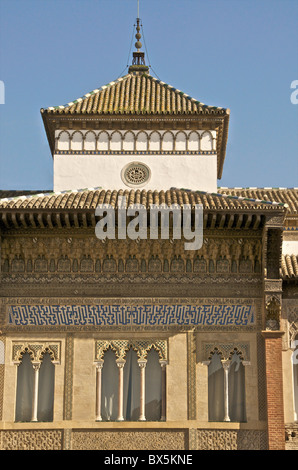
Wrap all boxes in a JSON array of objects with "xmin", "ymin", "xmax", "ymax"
[
  {"xmin": 0, "ymin": 188, "xmax": 289, "ymax": 211},
  {"xmin": 282, "ymin": 254, "xmax": 298, "ymax": 278},
  {"xmin": 42, "ymin": 73, "xmax": 229, "ymax": 116},
  {"xmin": 218, "ymin": 188, "xmax": 298, "ymax": 214}
]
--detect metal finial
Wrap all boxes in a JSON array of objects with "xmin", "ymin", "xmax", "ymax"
[{"xmin": 135, "ymin": 17, "xmax": 142, "ymax": 51}]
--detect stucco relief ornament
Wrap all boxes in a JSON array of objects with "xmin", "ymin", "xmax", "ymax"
[
  {"xmin": 265, "ymin": 296, "xmax": 281, "ymax": 331},
  {"xmin": 121, "ymin": 162, "xmax": 151, "ymax": 188}
]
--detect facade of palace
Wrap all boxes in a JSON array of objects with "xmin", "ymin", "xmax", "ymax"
[{"xmin": 0, "ymin": 21, "xmax": 297, "ymax": 450}]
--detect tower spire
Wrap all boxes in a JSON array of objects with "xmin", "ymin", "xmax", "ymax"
[{"xmin": 128, "ymin": 5, "xmax": 149, "ymax": 74}]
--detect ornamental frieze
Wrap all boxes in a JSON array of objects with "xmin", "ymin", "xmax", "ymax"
[
  {"xmin": 1, "ymin": 235, "xmax": 263, "ymax": 276},
  {"xmin": 5, "ymin": 301, "xmax": 256, "ymax": 329}
]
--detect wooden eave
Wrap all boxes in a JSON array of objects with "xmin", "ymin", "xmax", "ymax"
[{"xmin": 0, "ymin": 206, "xmax": 285, "ymax": 231}]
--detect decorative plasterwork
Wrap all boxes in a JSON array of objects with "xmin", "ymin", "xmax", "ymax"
[
  {"xmin": 54, "ymin": 129, "xmax": 217, "ymax": 154},
  {"xmin": 202, "ymin": 342, "xmax": 250, "ymax": 362},
  {"xmin": 265, "ymin": 296, "xmax": 281, "ymax": 331},
  {"xmin": 12, "ymin": 341, "xmax": 61, "ymax": 364},
  {"xmin": 94, "ymin": 339, "xmax": 168, "ymax": 362}
]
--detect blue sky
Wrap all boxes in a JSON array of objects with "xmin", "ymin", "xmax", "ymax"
[{"xmin": 0, "ymin": 0, "xmax": 297, "ymax": 191}]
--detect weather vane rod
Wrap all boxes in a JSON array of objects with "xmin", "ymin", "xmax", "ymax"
[{"xmin": 137, "ymin": 0, "xmax": 139, "ymax": 19}]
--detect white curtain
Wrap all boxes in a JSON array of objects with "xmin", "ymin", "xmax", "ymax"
[
  {"xmin": 37, "ymin": 352, "xmax": 55, "ymax": 422},
  {"xmin": 123, "ymin": 348, "xmax": 141, "ymax": 421},
  {"xmin": 15, "ymin": 352, "xmax": 34, "ymax": 422},
  {"xmin": 228, "ymin": 353, "xmax": 246, "ymax": 422},
  {"xmin": 208, "ymin": 353, "xmax": 224, "ymax": 421},
  {"xmin": 101, "ymin": 347, "xmax": 162, "ymax": 421},
  {"xmin": 145, "ymin": 349, "xmax": 162, "ymax": 421},
  {"xmin": 101, "ymin": 348, "xmax": 119, "ymax": 421}
]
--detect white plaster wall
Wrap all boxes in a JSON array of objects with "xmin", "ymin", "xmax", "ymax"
[
  {"xmin": 53, "ymin": 153, "xmax": 218, "ymax": 193},
  {"xmin": 282, "ymin": 240, "xmax": 298, "ymax": 255}
]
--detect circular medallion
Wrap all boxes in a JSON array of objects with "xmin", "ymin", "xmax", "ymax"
[{"xmin": 121, "ymin": 162, "xmax": 151, "ymax": 188}]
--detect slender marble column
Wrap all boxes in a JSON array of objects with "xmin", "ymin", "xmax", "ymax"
[
  {"xmin": 95, "ymin": 361, "xmax": 104, "ymax": 421},
  {"xmin": 222, "ymin": 360, "xmax": 231, "ymax": 422},
  {"xmin": 116, "ymin": 361, "xmax": 125, "ymax": 421},
  {"xmin": 160, "ymin": 360, "xmax": 167, "ymax": 421},
  {"xmin": 31, "ymin": 362, "xmax": 41, "ymax": 422},
  {"xmin": 138, "ymin": 360, "xmax": 147, "ymax": 421}
]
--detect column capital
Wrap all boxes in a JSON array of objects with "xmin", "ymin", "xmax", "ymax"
[
  {"xmin": 95, "ymin": 360, "xmax": 104, "ymax": 369},
  {"xmin": 138, "ymin": 360, "xmax": 147, "ymax": 368},
  {"xmin": 222, "ymin": 360, "xmax": 230, "ymax": 371},
  {"xmin": 116, "ymin": 360, "xmax": 126, "ymax": 368}
]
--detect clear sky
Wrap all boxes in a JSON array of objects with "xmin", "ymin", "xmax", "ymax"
[{"xmin": 0, "ymin": 0, "xmax": 297, "ymax": 191}]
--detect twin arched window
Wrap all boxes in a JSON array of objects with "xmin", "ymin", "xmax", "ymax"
[
  {"xmin": 99, "ymin": 348, "xmax": 163, "ymax": 422},
  {"xmin": 208, "ymin": 352, "xmax": 246, "ymax": 422},
  {"xmin": 15, "ymin": 352, "xmax": 55, "ymax": 422}
]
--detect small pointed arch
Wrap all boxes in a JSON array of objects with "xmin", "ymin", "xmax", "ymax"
[
  {"xmin": 148, "ymin": 131, "xmax": 161, "ymax": 151},
  {"xmin": 135, "ymin": 131, "xmax": 148, "ymax": 151},
  {"xmin": 175, "ymin": 131, "xmax": 187, "ymax": 151},
  {"xmin": 123, "ymin": 130, "xmax": 135, "ymax": 151},
  {"xmin": 57, "ymin": 130, "xmax": 70, "ymax": 151},
  {"xmin": 110, "ymin": 130, "xmax": 122, "ymax": 151},
  {"xmin": 188, "ymin": 131, "xmax": 200, "ymax": 151},
  {"xmin": 84, "ymin": 130, "xmax": 96, "ymax": 151},
  {"xmin": 70, "ymin": 131, "xmax": 84, "ymax": 151},
  {"xmin": 200, "ymin": 130, "xmax": 213, "ymax": 151},
  {"xmin": 97, "ymin": 131, "xmax": 109, "ymax": 151}
]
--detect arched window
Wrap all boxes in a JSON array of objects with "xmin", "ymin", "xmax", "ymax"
[
  {"xmin": 15, "ymin": 351, "xmax": 55, "ymax": 422},
  {"xmin": 188, "ymin": 132, "xmax": 199, "ymax": 151},
  {"xmin": 71, "ymin": 132, "xmax": 83, "ymax": 151},
  {"xmin": 228, "ymin": 352, "xmax": 246, "ymax": 422},
  {"xmin": 57, "ymin": 131, "xmax": 70, "ymax": 151},
  {"xmin": 95, "ymin": 341, "xmax": 166, "ymax": 422},
  {"xmin": 101, "ymin": 349, "xmax": 119, "ymax": 421},
  {"xmin": 175, "ymin": 132, "xmax": 187, "ymax": 151},
  {"xmin": 200, "ymin": 131, "xmax": 213, "ymax": 151},
  {"xmin": 15, "ymin": 352, "xmax": 34, "ymax": 422},
  {"xmin": 123, "ymin": 131, "xmax": 134, "ymax": 151},
  {"xmin": 136, "ymin": 132, "xmax": 148, "ymax": 151},
  {"xmin": 208, "ymin": 350, "xmax": 246, "ymax": 422},
  {"xmin": 123, "ymin": 348, "xmax": 141, "ymax": 421},
  {"xmin": 208, "ymin": 353, "xmax": 224, "ymax": 421},
  {"xmin": 84, "ymin": 132, "xmax": 96, "ymax": 151},
  {"xmin": 162, "ymin": 132, "xmax": 174, "ymax": 151},
  {"xmin": 145, "ymin": 349, "xmax": 162, "ymax": 421},
  {"xmin": 149, "ymin": 132, "xmax": 160, "ymax": 151},
  {"xmin": 110, "ymin": 131, "xmax": 122, "ymax": 151},
  {"xmin": 97, "ymin": 132, "xmax": 109, "ymax": 151},
  {"xmin": 37, "ymin": 352, "xmax": 55, "ymax": 422}
]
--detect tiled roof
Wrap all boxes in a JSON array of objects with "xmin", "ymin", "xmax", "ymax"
[
  {"xmin": 0, "ymin": 187, "xmax": 288, "ymax": 211},
  {"xmin": 218, "ymin": 188, "xmax": 298, "ymax": 214},
  {"xmin": 41, "ymin": 73, "xmax": 229, "ymax": 116},
  {"xmin": 282, "ymin": 254, "xmax": 298, "ymax": 279},
  {"xmin": 0, "ymin": 190, "xmax": 49, "ymax": 199}
]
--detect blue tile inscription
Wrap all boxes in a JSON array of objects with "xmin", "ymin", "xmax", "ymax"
[{"xmin": 7, "ymin": 304, "xmax": 255, "ymax": 327}]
